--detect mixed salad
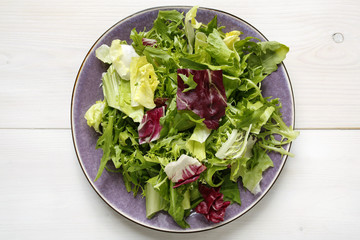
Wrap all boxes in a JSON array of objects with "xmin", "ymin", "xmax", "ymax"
[{"xmin": 84, "ymin": 6, "xmax": 299, "ymax": 228}]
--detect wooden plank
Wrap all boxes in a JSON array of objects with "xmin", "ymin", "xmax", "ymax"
[
  {"xmin": 0, "ymin": 129, "xmax": 359, "ymax": 239},
  {"xmin": 0, "ymin": 0, "xmax": 359, "ymax": 129}
]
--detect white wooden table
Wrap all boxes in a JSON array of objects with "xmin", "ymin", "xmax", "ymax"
[{"xmin": 1, "ymin": 0, "xmax": 359, "ymax": 239}]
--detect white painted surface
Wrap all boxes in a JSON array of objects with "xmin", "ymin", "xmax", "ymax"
[
  {"xmin": 1, "ymin": 0, "xmax": 359, "ymax": 239},
  {"xmin": 1, "ymin": 130, "xmax": 359, "ymax": 239}
]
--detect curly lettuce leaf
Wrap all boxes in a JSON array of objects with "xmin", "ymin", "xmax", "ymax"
[
  {"xmin": 248, "ymin": 41, "xmax": 289, "ymax": 75},
  {"xmin": 215, "ymin": 126, "xmax": 252, "ymax": 160},
  {"xmin": 225, "ymin": 100, "xmax": 275, "ymax": 134},
  {"xmin": 231, "ymin": 143, "xmax": 274, "ymax": 194},
  {"xmin": 94, "ymin": 108, "xmax": 116, "ymax": 181},
  {"xmin": 159, "ymin": 98, "xmax": 200, "ymax": 137},
  {"xmin": 148, "ymin": 132, "xmax": 189, "ymax": 161},
  {"xmin": 178, "ymin": 73, "xmax": 197, "ymax": 93}
]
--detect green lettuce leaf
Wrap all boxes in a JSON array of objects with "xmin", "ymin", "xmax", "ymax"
[
  {"xmin": 178, "ymin": 73, "xmax": 197, "ymax": 93},
  {"xmin": 148, "ymin": 133, "xmax": 189, "ymax": 161},
  {"xmin": 129, "ymin": 56, "xmax": 159, "ymax": 109},
  {"xmin": 184, "ymin": 6, "xmax": 201, "ymax": 54},
  {"xmin": 119, "ymin": 126, "xmax": 138, "ymax": 146},
  {"xmin": 248, "ymin": 41, "xmax": 289, "ymax": 75},
  {"xmin": 220, "ymin": 174, "xmax": 241, "ymax": 204},
  {"xmin": 186, "ymin": 123, "xmax": 212, "ymax": 160},
  {"xmin": 95, "ymin": 44, "xmax": 112, "ymax": 64},
  {"xmin": 204, "ymin": 165, "xmax": 227, "ymax": 187},
  {"xmin": 145, "ymin": 170, "xmax": 169, "ymax": 218},
  {"xmin": 225, "ymin": 100, "xmax": 275, "ymax": 134},
  {"xmin": 102, "ymin": 65, "xmax": 144, "ymax": 122},
  {"xmin": 215, "ymin": 126, "xmax": 252, "ymax": 160},
  {"xmin": 153, "ymin": 10, "xmax": 184, "ymax": 45},
  {"xmin": 159, "ymin": 98, "xmax": 200, "ymax": 137},
  {"xmin": 223, "ymin": 31, "xmax": 241, "ymax": 50},
  {"xmin": 145, "ymin": 181, "xmax": 167, "ymax": 219},
  {"xmin": 95, "ymin": 40, "xmax": 138, "ymax": 80},
  {"xmin": 94, "ymin": 108, "xmax": 116, "ymax": 181},
  {"xmin": 84, "ymin": 100, "xmax": 106, "ymax": 133},
  {"xmin": 206, "ymin": 29, "xmax": 235, "ymax": 66},
  {"xmin": 168, "ymin": 183, "xmax": 190, "ymax": 228},
  {"xmin": 198, "ymin": 15, "xmax": 218, "ymax": 35},
  {"xmin": 232, "ymin": 143, "xmax": 274, "ymax": 194}
]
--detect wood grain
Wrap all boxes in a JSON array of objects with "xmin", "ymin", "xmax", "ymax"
[
  {"xmin": 0, "ymin": 129, "xmax": 359, "ymax": 239},
  {"xmin": 0, "ymin": 0, "xmax": 359, "ymax": 129}
]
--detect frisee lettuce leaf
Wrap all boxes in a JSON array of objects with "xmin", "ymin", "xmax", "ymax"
[{"xmin": 178, "ymin": 73, "xmax": 197, "ymax": 93}]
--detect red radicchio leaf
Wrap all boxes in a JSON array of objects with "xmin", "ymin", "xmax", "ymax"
[
  {"xmin": 173, "ymin": 175, "xmax": 200, "ymax": 188},
  {"xmin": 142, "ymin": 38, "xmax": 157, "ymax": 47},
  {"xmin": 164, "ymin": 155, "xmax": 207, "ymax": 188},
  {"xmin": 182, "ymin": 164, "xmax": 207, "ymax": 180},
  {"xmin": 195, "ymin": 184, "xmax": 231, "ymax": 223},
  {"xmin": 176, "ymin": 69, "xmax": 227, "ymax": 129},
  {"xmin": 138, "ymin": 106, "xmax": 165, "ymax": 144},
  {"xmin": 195, "ymin": 201, "xmax": 208, "ymax": 214},
  {"xmin": 212, "ymin": 195, "xmax": 230, "ymax": 211},
  {"xmin": 207, "ymin": 207, "xmax": 227, "ymax": 223},
  {"xmin": 173, "ymin": 163, "xmax": 207, "ymax": 188}
]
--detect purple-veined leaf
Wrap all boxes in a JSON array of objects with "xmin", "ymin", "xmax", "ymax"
[
  {"xmin": 138, "ymin": 106, "xmax": 165, "ymax": 144},
  {"xmin": 164, "ymin": 155, "xmax": 206, "ymax": 188},
  {"xmin": 142, "ymin": 38, "xmax": 157, "ymax": 47},
  {"xmin": 176, "ymin": 69, "xmax": 227, "ymax": 129}
]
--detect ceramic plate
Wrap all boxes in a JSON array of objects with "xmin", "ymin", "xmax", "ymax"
[{"xmin": 71, "ymin": 6, "xmax": 295, "ymax": 233}]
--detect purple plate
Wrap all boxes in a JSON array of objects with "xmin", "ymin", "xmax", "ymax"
[{"xmin": 71, "ymin": 6, "xmax": 295, "ymax": 233}]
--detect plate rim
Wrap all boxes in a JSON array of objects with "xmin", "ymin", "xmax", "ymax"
[{"xmin": 70, "ymin": 5, "xmax": 296, "ymax": 233}]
